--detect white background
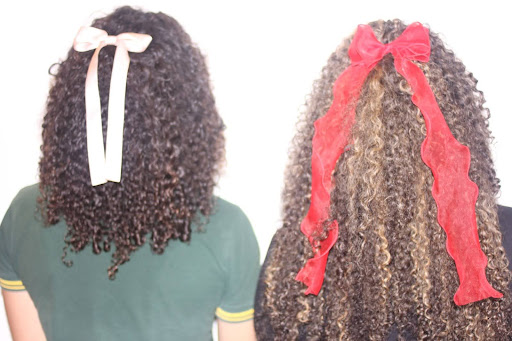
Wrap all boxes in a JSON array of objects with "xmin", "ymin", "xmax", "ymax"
[{"xmin": 0, "ymin": 0, "xmax": 510, "ymax": 339}]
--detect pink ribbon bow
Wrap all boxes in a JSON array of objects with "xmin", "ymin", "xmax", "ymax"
[
  {"xmin": 73, "ymin": 26, "xmax": 152, "ymax": 186},
  {"xmin": 296, "ymin": 23, "xmax": 502, "ymax": 306}
]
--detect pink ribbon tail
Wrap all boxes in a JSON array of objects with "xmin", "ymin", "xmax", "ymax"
[{"xmin": 73, "ymin": 26, "xmax": 152, "ymax": 186}]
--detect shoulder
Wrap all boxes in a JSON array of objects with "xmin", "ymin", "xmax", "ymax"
[
  {"xmin": 193, "ymin": 197, "xmax": 259, "ymax": 260},
  {"xmin": 202, "ymin": 196, "xmax": 260, "ymax": 265},
  {"xmin": 15, "ymin": 184, "xmax": 40, "ymax": 199},
  {"xmin": 204, "ymin": 197, "xmax": 255, "ymax": 239},
  {"xmin": 498, "ymin": 205, "xmax": 512, "ymax": 271},
  {"xmin": 0, "ymin": 184, "xmax": 42, "ymax": 247},
  {"xmin": 210, "ymin": 197, "xmax": 250, "ymax": 223},
  {"xmin": 1, "ymin": 184, "xmax": 40, "ymax": 229},
  {"xmin": 498, "ymin": 205, "xmax": 512, "ymax": 227},
  {"xmin": 5, "ymin": 184, "xmax": 40, "ymax": 218}
]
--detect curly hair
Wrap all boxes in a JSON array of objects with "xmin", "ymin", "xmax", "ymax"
[
  {"xmin": 38, "ymin": 7, "xmax": 225, "ymax": 278},
  {"xmin": 256, "ymin": 19, "xmax": 512, "ymax": 339}
]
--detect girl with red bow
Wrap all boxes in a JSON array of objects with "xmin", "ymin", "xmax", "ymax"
[{"xmin": 255, "ymin": 19, "xmax": 512, "ymax": 340}]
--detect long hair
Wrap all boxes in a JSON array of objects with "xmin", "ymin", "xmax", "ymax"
[
  {"xmin": 39, "ymin": 7, "xmax": 225, "ymax": 278},
  {"xmin": 256, "ymin": 19, "xmax": 512, "ymax": 340}
]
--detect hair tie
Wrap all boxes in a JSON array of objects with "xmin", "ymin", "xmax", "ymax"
[
  {"xmin": 296, "ymin": 22, "xmax": 502, "ymax": 306},
  {"xmin": 73, "ymin": 26, "xmax": 152, "ymax": 186}
]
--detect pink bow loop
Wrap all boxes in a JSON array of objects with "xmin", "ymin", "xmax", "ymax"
[
  {"xmin": 73, "ymin": 27, "xmax": 152, "ymax": 186},
  {"xmin": 73, "ymin": 27, "xmax": 152, "ymax": 52},
  {"xmin": 116, "ymin": 33, "xmax": 153, "ymax": 52},
  {"xmin": 73, "ymin": 26, "xmax": 109, "ymax": 51}
]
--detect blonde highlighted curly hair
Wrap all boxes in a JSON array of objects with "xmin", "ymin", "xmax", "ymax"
[{"xmin": 255, "ymin": 19, "xmax": 512, "ymax": 340}]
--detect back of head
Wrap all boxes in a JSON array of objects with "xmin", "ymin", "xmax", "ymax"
[
  {"xmin": 257, "ymin": 19, "xmax": 512, "ymax": 339},
  {"xmin": 39, "ymin": 7, "xmax": 225, "ymax": 277}
]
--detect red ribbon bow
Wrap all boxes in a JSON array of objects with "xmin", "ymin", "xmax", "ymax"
[{"xmin": 296, "ymin": 23, "xmax": 502, "ymax": 306}]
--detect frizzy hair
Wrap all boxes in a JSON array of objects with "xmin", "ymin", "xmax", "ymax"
[
  {"xmin": 38, "ymin": 7, "xmax": 225, "ymax": 278},
  {"xmin": 255, "ymin": 19, "xmax": 512, "ymax": 339}
]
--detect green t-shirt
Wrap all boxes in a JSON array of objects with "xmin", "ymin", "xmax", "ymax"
[{"xmin": 0, "ymin": 184, "xmax": 260, "ymax": 341}]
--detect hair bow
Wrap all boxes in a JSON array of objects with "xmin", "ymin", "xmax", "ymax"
[
  {"xmin": 296, "ymin": 22, "xmax": 502, "ymax": 306},
  {"xmin": 73, "ymin": 26, "xmax": 152, "ymax": 186}
]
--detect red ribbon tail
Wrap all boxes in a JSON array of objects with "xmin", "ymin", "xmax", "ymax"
[
  {"xmin": 296, "ymin": 259, "xmax": 327, "ymax": 295},
  {"xmin": 452, "ymin": 252, "xmax": 503, "ymax": 306},
  {"xmin": 296, "ymin": 224, "xmax": 339, "ymax": 295},
  {"xmin": 396, "ymin": 57, "xmax": 503, "ymax": 306},
  {"xmin": 454, "ymin": 278, "xmax": 503, "ymax": 306}
]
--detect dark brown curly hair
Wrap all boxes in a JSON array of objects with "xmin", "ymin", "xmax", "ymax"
[
  {"xmin": 38, "ymin": 7, "xmax": 225, "ymax": 278},
  {"xmin": 255, "ymin": 20, "xmax": 512, "ymax": 339}
]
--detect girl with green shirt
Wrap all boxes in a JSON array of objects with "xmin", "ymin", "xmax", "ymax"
[{"xmin": 0, "ymin": 7, "xmax": 259, "ymax": 341}]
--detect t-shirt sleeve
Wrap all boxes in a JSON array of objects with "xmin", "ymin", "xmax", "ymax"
[
  {"xmin": 498, "ymin": 206, "xmax": 512, "ymax": 274},
  {"xmin": 0, "ymin": 204, "xmax": 26, "ymax": 291},
  {"xmin": 215, "ymin": 205, "xmax": 260, "ymax": 323}
]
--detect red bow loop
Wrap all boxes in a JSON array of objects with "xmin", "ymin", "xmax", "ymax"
[
  {"xmin": 349, "ymin": 25, "xmax": 387, "ymax": 67},
  {"xmin": 388, "ymin": 23, "xmax": 430, "ymax": 62}
]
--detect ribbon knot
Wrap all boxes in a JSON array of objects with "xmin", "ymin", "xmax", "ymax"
[
  {"xmin": 73, "ymin": 27, "xmax": 152, "ymax": 186},
  {"xmin": 296, "ymin": 22, "xmax": 502, "ymax": 306},
  {"xmin": 104, "ymin": 36, "xmax": 118, "ymax": 46},
  {"xmin": 349, "ymin": 23, "xmax": 430, "ymax": 67}
]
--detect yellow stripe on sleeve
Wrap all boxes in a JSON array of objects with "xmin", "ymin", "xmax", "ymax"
[
  {"xmin": 0, "ymin": 278, "xmax": 26, "ymax": 291},
  {"xmin": 215, "ymin": 307, "xmax": 254, "ymax": 322}
]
